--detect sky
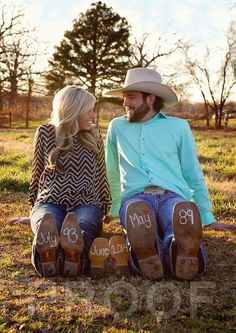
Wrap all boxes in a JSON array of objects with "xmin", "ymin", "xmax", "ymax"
[
  {"xmin": 7, "ymin": 0, "xmax": 236, "ymax": 100},
  {"xmin": 16, "ymin": 0, "xmax": 235, "ymax": 47}
]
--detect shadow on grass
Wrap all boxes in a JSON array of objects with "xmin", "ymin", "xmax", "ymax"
[
  {"xmin": 0, "ymin": 221, "xmax": 235, "ymax": 333},
  {"xmin": 0, "ymin": 179, "xmax": 29, "ymax": 193},
  {"xmin": 0, "ymin": 160, "xmax": 13, "ymax": 166}
]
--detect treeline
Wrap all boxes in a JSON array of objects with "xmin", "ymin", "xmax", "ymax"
[{"xmin": 0, "ymin": 1, "xmax": 236, "ymax": 128}]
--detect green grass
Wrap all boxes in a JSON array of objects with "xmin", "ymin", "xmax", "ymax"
[
  {"xmin": 194, "ymin": 131, "xmax": 236, "ymax": 220},
  {"xmin": 0, "ymin": 126, "xmax": 235, "ymax": 332},
  {"xmin": 0, "ymin": 130, "xmax": 33, "ymax": 193}
]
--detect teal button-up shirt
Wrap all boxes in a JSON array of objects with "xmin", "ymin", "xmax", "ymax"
[{"xmin": 105, "ymin": 111, "xmax": 215, "ymax": 226}]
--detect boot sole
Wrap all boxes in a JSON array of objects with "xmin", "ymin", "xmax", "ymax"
[
  {"xmin": 89, "ymin": 237, "xmax": 109, "ymax": 279},
  {"xmin": 125, "ymin": 201, "xmax": 163, "ymax": 280},
  {"xmin": 60, "ymin": 212, "xmax": 84, "ymax": 277},
  {"xmin": 173, "ymin": 202, "xmax": 203, "ymax": 280},
  {"xmin": 109, "ymin": 235, "xmax": 130, "ymax": 277},
  {"xmin": 35, "ymin": 213, "xmax": 59, "ymax": 277}
]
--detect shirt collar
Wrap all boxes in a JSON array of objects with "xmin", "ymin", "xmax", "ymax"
[
  {"xmin": 145, "ymin": 110, "xmax": 167, "ymax": 124},
  {"xmin": 157, "ymin": 111, "xmax": 167, "ymax": 118}
]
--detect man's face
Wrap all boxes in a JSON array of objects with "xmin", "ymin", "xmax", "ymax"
[{"xmin": 123, "ymin": 91, "xmax": 150, "ymax": 122}]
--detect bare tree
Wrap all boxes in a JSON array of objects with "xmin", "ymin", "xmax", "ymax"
[
  {"xmin": 0, "ymin": 2, "xmax": 25, "ymax": 44},
  {"xmin": 182, "ymin": 45, "xmax": 212, "ymax": 126},
  {"xmin": 0, "ymin": 2, "xmax": 26, "ymax": 110},
  {"xmin": 0, "ymin": 2, "xmax": 47, "ymax": 127},
  {"xmin": 129, "ymin": 31, "xmax": 191, "ymax": 110},
  {"xmin": 182, "ymin": 30, "xmax": 236, "ymax": 128},
  {"xmin": 228, "ymin": 21, "xmax": 236, "ymax": 80},
  {"xmin": 1, "ymin": 33, "xmax": 40, "ymax": 110},
  {"xmin": 129, "ymin": 31, "xmax": 182, "ymax": 68},
  {"xmin": 25, "ymin": 68, "xmax": 33, "ymax": 129}
]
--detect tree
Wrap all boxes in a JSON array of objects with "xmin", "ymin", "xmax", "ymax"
[
  {"xmin": 1, "ymin": 29, "xmax": 42, "ymax": 111},
  {"xmin": 182, "ymin": 30, "xmax": 236, "ymax": 129},
  {"xmin": 129, "ymin": 31, "xmax": 181, "ymax": 68},
  {"xmin": 46, "ymin": 1, "xmax": 131, "ymax": 95},
  {"xmin": 0, "ymin": 2, "xmax": 25, "ymax": 110},
  {"xmin": 0, "ymin": 2, "xmax": 47, "ymax": 127},
  {"xmin": 228, "ymin": 21, "xmax": 236, "ymax": 80},
  {"xmin": 129, "ymin": 31, "xmax": 191, "ymax": 109},
  {"xmin": 0, "ymin": 2, "xmax": 24, "ymax": 44}
]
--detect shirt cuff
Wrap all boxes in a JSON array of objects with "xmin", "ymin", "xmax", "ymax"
[{"xmin": 200, "ymin": 211, "xmax": 215, "ymax": 227}]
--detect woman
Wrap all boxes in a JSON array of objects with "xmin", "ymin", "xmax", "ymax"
[{"xmin": 28, "ymin": 86, "xmax": 111, "ymax": 277}]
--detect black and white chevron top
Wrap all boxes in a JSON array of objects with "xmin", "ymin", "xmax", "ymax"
[{"xmin": 28, "ymin": 124, "xmax": 111, "ymax": 215}]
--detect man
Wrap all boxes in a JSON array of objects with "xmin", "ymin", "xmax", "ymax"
[{"xmin": 105, "ymin": 67, "xmax": 229, "ymax": 280}]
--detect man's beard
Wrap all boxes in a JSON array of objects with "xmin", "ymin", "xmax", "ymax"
[{"xmin": 127, "ymin": 103, "xmax": 150, "ymax": 122}]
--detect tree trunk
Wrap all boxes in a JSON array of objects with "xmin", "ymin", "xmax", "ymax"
[
  {"xmin": 9, "ymin": 76, "xmax": 18, "ymax": 110},
  {"xmin": 26, "ymin": 90, "xmax": 31, "ymax": 128},
  {"xmin": 216, "ymin": 113, "xmax": 222, "ymax": 129},
  {"xmin": 204, "ymin": 101, "xmax": 209, "ymax": 127},
  {"xmin": 0, "ymin": 89, "xmax": 3, "ymax": 111},
  {"xmin": 26, "ymin": 79, "xmax": 33, "ymax": 128},
  {"xmin": 217, "ymin": 105, "xmax": 225, "ymax": 129}
]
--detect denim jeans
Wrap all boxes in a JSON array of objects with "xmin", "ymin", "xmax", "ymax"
[
  {"xmin": 30, "ymin": 202, "xmax": 103, "ymax": 276},
  {"xmin": 119, "ymin": 191, "xmax": 207, "ymax": 278}
]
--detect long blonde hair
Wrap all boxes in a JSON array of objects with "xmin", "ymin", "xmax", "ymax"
[{"xmin": 48, "ymin": 86, "xmax": 99, "ymax": 170}]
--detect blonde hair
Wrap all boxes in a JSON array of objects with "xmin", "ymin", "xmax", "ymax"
[{"xmin": 48, "ymin": 86, "xmax": 99, "ymax": 170}]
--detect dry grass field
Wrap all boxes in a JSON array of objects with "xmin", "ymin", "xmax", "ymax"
[{"xmin": 0, "ymin": 124, "xmax": 235, "ymax": 333}]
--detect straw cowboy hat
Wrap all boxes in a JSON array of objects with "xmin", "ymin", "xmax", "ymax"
[{"xmin": 105, "ymin": 67, "xmax": 178, "ymax": 106}]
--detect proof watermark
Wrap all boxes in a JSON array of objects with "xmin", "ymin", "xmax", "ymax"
[
  {"xmin": 146, "ymin": 282, "xmax": 181, "ymax": 320},
  {"xmin": 22, "ymin": 279, "xmax": 216, "ymax": 320},
  {"xmin": 104, "ymin": 281, "xmax": 139, "ymax": 317}
]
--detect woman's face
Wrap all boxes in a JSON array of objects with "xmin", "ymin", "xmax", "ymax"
[{"xmin": 78, "ymin": 109, "xmax": 95, "ymax": 130}]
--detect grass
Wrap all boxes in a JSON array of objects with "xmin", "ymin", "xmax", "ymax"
[{"xmin": 0, "ymin": 125, "xmax": 236, "ymax": 333}]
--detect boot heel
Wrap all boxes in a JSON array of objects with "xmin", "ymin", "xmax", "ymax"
[
  {"xmin": 173, "ymin": 202, "xmax": 203, "ymax": 280},
  {"xmin": 109, "ymin": 235, "xmax": 130, "ymax": 277},
  {"xmin": 89, "ymin": 238, "xmax": 109, "ymax": 279},
  {"xmin": 126, "ymin": 201, "xmax": 163, "ymax": 280},
  {"xmin": 60, "ymin": 212, "xmax": 84, "ymax": 277},
  {"xmin": 36, "ymin": 213, "xmax": 59, "ymax": 277}
]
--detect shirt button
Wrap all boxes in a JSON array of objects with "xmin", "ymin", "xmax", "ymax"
[{"xmin": 142, "ymin": 153, "xmax": 145, "ymax": 156}]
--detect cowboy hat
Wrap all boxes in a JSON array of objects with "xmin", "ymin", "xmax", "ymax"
[{"xmin": 105, "ymin": 67, "xmax": 178, "ymax": 106}]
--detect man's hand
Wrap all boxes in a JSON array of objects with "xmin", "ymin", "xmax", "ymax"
[
  {"xmin": 8, "ymin": 217, "xmax": 30, "ymax": 225},
  {"xmin": 205, "ymin": 221, "xmax": 236, "ymax": 232}
]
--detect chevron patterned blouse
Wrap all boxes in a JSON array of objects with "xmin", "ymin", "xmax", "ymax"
[{"xmin": 28, "ymin": 124, "xmax": 111, "ymax": 215}]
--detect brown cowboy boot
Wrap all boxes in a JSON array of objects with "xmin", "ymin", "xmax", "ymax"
[
  {"xmin": 35, "ymin": 213, "xmax": 59, "ymax": 277},
  {"xmin": 125, "ymin": 201, "xmax": 163, "ymax": 280},
  {"xmin": 173, "ymin": 202, "xmax": 203, "ymax": 280},
  {"xmin": 89, "ymin": 237, "xmax": 110, "ymax": 279},
  {"xmin": 60, "ymin": 212, "xmax": 84, "ymax": 277},
  {"xmin": 109, "ymin": 235, "xmax": 130, "ymax": 277}
]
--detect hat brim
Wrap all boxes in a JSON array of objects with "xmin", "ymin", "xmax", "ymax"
[{"xmin": 105, "ymin": 81, "xmax": 178, "ymax": 106}]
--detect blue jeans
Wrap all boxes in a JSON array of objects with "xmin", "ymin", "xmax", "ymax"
[
  {"xmin": 119, "ymin": 191, "xmax": 207, "ymax": 277},
  {"xmin": 30, "ymin": 202, "xmax": 103, "ymax": 275}
]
